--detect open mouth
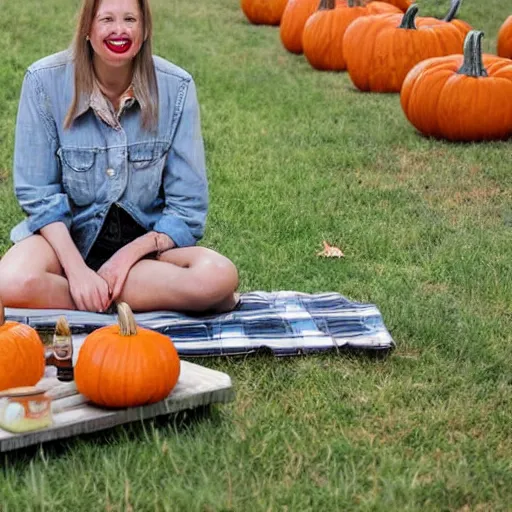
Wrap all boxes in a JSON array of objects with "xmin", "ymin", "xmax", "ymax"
[{"xmin": 104, "ymin": 39, "xmax": 132, "ymax": 54}]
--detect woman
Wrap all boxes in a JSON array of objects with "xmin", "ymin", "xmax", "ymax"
[{"xmin": 0, "ymin": 0, "xmax": 239, "ymax": 313}]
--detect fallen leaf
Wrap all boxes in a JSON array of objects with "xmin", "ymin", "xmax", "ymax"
[{"xmin": 317, "ymin": 241, "xmax": 344, "ymax": 258}]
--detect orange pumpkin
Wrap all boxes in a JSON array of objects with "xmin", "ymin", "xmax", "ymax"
[
  {"xmin": 75, "ymin": 302, "xmax": 181, "ymax": 408},
  {"xmin": 303, "ymin": 0, "xmax": 400, "ymax": 71},
  {"xmin": 0, "ymin": 301, "xmax": 45, "ymax": 391},
  {"xmin": 377, "ymin": 0, "xmax": 410, "ymax": 12},
  {"xmin": 343, "ymin": 4, "xmax": 471, "ymax": 92},
  {"xmin": 241, "ymin": 0, "xmax": 289, "ymax": 25},
  {"xmin": 497, "ymin": 16, "xmax": 512, "ymax": 59},
  {"xmin": 280, "ymin": 0, "xmax": 325, "ymax": 54},
  {"xmin": 401, "ymin": 30, "xmax": 512, "ymax": 141}
]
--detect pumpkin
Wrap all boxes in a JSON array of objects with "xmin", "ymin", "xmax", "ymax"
[
  {"xmin": 497, "ymin": 16, "xmax": 512, "ymax": 59},
  {"xmin": 378, "ymin": 0, "xmax": 410, "ymax": 12},
  {"xmin": 442, "ymin": 0, "xmax": 472, "ymax": 36},
  {"xmin": 343, "ymin": 4, "xmax": 471, "ymax": 92},
  {"xmin": 303, "ymin": 0, "xmax": 401, "ymax": 71},
  {"xmin": 241, "ymin": 0, "xmax": 289, "ymax": 25},
  {"xmin": 75, "ymin": 302, "xmax": 181, "ymax": 408},
  {"xmin": 280, "ymin": 0, "xmax": 326, "ymax": 54},
  {"xmin": 401, "ymin": 30, "xmax": 512, "ymax": 141},
  {"xmin": 0, "ymin": 300, "xmax": 45, "ymax": 391}
]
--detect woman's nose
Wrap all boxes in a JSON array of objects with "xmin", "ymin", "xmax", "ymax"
[{"xmin": 114, "ymin": 20, "xmax": 125, "ymax": 34}]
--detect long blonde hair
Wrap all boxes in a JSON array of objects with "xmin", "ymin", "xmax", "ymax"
[{"xmin": 64, "ymin": 0, "xmax": 158, "ymax": 131}]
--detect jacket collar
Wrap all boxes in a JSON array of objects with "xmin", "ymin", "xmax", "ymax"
[{"xmin": 74, "ymin": 79, "xmax": 137, "ymax": 129}]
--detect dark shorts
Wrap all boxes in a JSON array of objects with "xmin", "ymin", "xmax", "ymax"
[{"xmin": 85, "ymin": 205, "xmax": 148, "ymax": 271}]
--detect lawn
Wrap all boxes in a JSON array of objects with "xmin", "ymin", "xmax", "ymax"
[{"xmin": 1, "ymin": 0, "xmax": 511, "ymax": 510}]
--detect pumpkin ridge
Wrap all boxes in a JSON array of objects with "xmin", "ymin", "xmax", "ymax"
[
  {"xmin": 0, "ymin": 337, "xmax": 21, "ymax": 388},
  {"xmin": 100, "ymin": 334, "xmax": 123, "ymax": 407},
  {"xmin": 143, "ymin": 337, "xmax": 164, "ymax": 404},
  {"xmin": 121, "ymin": 335, "xmax": 134, "ymax": 407},
  {"xmin": 429, "ymin": 64, "xmax": 458, "ymax": 135},
  {"xmin": 83, "ymin": 332, "xmax": 116, "ymax": 405}
]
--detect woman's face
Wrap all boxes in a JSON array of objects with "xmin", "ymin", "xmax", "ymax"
[{"xmin": 89, "ymin": 0, "xmax": 144, "ymax": 70}]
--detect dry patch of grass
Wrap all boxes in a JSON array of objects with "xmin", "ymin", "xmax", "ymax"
[{"xmin": 358, "ymin": 147, "xmax": 510, "ymax": 227}]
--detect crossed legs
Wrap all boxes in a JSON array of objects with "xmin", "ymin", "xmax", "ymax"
[{"xmin": 0, "ymin": 235, "xmax": 239, "ymax": 313}]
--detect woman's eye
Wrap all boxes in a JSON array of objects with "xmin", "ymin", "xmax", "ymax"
[{"xmin": 125, "ymin": 17, "xmax": 136, "ymax": 22}]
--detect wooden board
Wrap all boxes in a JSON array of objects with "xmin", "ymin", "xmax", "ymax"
[{"xmin": 0, "ymin": 361, "xmax": 234, "ymax": 453}]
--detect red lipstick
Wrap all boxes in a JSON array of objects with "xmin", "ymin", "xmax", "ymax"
[{"xmin": 104, "ymin": 38, "xmax": 132, "ymax": 54}]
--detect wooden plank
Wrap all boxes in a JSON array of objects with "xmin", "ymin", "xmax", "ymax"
[{"xmin": 0, "ymin": 360, "xmax": 234, "ymax": 453}]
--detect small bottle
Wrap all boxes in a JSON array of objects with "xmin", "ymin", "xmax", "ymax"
[{"xmin": 52, "ymin": 316, "xmax": 74, "ymax": 382}]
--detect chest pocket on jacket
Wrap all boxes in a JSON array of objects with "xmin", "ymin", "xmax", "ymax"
[
  {"xmin": 58, "ymin": 148, "xmax": 97, "ymax": 207},
  {"xmin": 127, "ymin": 142, "xmax": 167, "ymax": 206}
]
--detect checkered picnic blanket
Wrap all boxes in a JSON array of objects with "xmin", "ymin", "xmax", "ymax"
[{"xmin": 5, "ymin": 291, "xmax": 395, "ymax": 357}]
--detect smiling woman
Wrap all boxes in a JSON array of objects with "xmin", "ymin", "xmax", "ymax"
[{"xmin": 0, "ymin": 0, "xmax": 239, "ymax": 314}]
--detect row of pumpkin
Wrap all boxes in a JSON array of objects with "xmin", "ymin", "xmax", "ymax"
[{"xmin": 241, "ymin": 0, "xmax": 512, "ymax": 141}]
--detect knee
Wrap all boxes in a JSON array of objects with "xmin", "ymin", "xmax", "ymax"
[
  {"xmin": 0, "ymin": 271, "xmax": 43, "ymax": 307},
  {"xmin": 194, "ymin": 248, "xmax": 239, "ymax": 301}
]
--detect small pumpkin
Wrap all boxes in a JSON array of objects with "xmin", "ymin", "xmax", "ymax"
[
  {"xmin": 343, "ymin": 4, "xmax": 471, "ymax": 92},
  {"xmin": 241, "ymin": 0, "xmax": 289, "ymax": 25},
  {"xmin": 401, "ymin": 30, "xmax": 512, "ymax": 141},
  {"xmin": 75, "ymin": 302, "xmax": 181, "ymax": 408},
  {"xmin": 0, "ymin": 300, "xmax": 45, "ymax": 391},
  {"xmin": 303, "ymin": 0, "xmax": 401, "ymax": 71},
  {"xmin": 497, "ymin": 16, "xmax": 512, "ymax": 59}
]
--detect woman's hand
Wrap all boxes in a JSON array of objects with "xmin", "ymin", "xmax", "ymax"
[
  {"xmin": 38, "ymin": 222, "xmax": 111, "ymax": 312},
  {"xmin": 97, "ymin": 232, "xmax": 176, "ymax": 307},
  {"xmin": 97, "ymin": 246, "xmax": 139, "ymax": 306},
  {"xmin": 66, "ymin": 265, "xmax": 111, "ymax": 312}
]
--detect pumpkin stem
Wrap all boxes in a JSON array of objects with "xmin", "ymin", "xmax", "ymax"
[
  {"xmin": 347, "ymin": 0, "xmax": 364, "ymax": 7},
  {"xmin": 458, "ymin": 30, "xmax": 488, "ymax": 77},
  {"xmin": 117, "ymin": 302, "xmax": 138, "ymax": 336},
  {"xmin": 443, "ymin": 0, "xmax": 462, "ymax": 22},
  {"xmin": 398, "ymin": 4, "xmax": 419, "ymax": 30},
  {"xmin": 318, "ymin": 0, "xmax": 336, "ymax": 10}
]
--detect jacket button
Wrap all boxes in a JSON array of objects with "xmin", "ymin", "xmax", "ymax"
[{"xmin": 106, "ymin": 168, "xmax": 116, "ymax": 177}]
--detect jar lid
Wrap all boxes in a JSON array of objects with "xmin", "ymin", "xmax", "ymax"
[{"xmin": 0, "ymin": 386, "xmax": 45, "ymax": 398}]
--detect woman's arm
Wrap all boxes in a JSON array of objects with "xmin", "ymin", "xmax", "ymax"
[
  {"xmin": 13, "ymin": 71, "xmax": 73, "ymax": 234},
  {"xmin": 97, "ymin": 231, "xmax": 175, "ymax": 304},
  {"xmin": 40, "ymin": 222, "xmax": 110, "ymax": 312},
  {"xmin": 13, "ymin": 71, "xmax": 110, "ymax": 311},
  {"xmin": 152, "ymin": 78, "xmax": 209, "ymax": 248}
]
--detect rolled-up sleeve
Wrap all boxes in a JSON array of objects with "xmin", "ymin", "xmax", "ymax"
[
  {"xmin": 13, "ymin": 71, "xmax": 72, "ymax": 235},
  {"xmin": 153, "ymin": 79, "xmax": 208, "ymax": 247}
]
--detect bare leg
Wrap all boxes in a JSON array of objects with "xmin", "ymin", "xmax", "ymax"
[
  {"xmin": 118, "ymin": 246, "xmax": 239, "ymax": 313},
  {"xmin": 0, "ymin": 235, "xmax": 76, "ymax": 309}
]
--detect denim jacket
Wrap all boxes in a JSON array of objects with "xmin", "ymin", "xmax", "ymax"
[{"xmin": 10, "ymin": 50, "xmax": 208, "ymax": 258}]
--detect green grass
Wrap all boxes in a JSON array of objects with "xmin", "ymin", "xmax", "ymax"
[{"xmin": 1, "ymin": 0, "xmax": 512, "ymax": 510}]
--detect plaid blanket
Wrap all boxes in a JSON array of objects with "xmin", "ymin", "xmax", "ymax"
[{"xmin": 5, "ymin": 291, "xmax": 395, "ymax": 357}]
